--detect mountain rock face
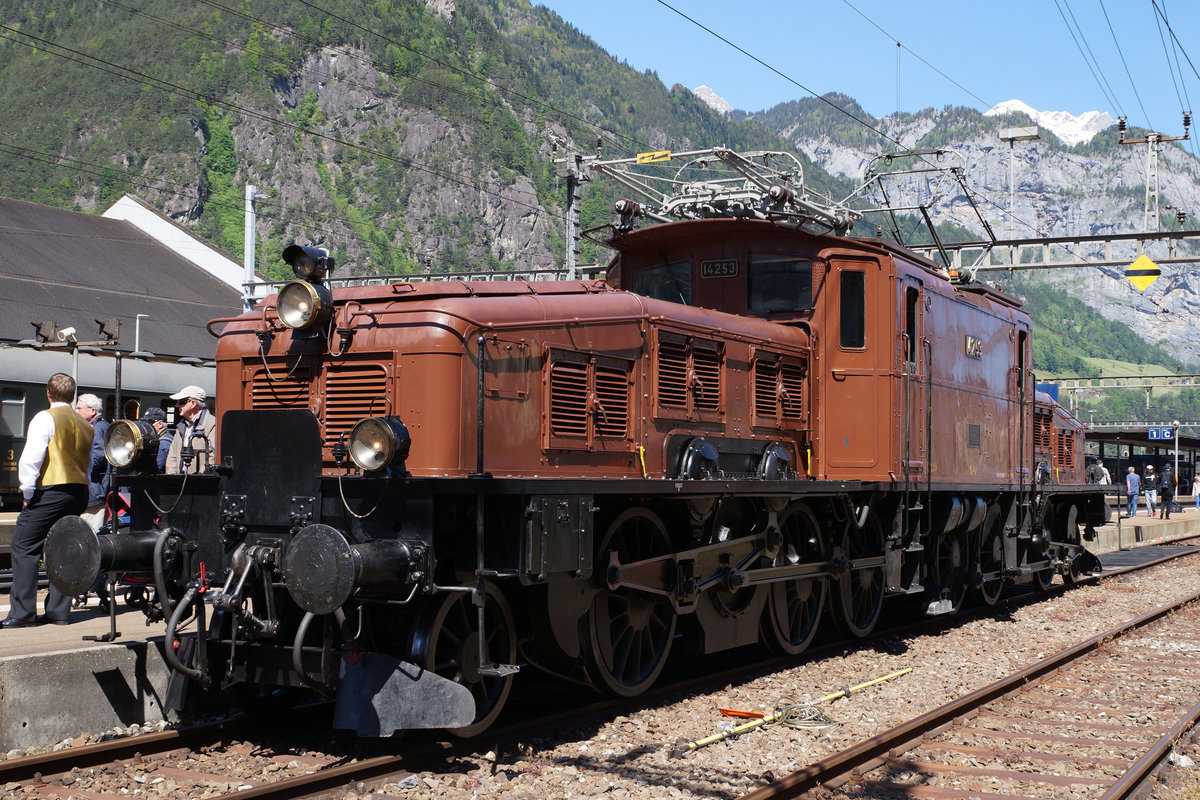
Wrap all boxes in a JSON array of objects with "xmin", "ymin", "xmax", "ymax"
[
  {"xmin": 756, "ymin": 100, "xmax": 1200, "ymax": 363},
  {"xmin": 691, "ymin": 86, "xmax": 732, "ymax": 116}
]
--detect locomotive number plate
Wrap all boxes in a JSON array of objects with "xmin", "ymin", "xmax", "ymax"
[
  {"xmin": 701, "ymin": 259, "xmax": 739, "ymax": 278},
  {"xmin": 964, "ymin": 335, "xmax": 983, "ymax": 359}
]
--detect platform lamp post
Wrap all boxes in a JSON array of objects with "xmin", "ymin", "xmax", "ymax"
[
  {"xmin": 1173, "ymin": 420, "xmax": 1180, "ymax": 501},
  {"xmin": 998, "ymin": 126, "xmax": 1040, "ymax": 239}
]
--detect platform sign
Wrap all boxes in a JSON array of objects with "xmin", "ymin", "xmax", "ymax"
[
  {"xmin": 1148, "ymin": 426, "xmax": 1176, "ymax": 440},
  {"xmin": 1126, "ymin": 254, "xmax": 1160, "ymax": 292}
]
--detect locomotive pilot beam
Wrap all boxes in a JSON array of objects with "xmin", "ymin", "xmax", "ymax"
[{"xmin": 45, "ymin": 148, "xmax": 1109, "ymax": 736}]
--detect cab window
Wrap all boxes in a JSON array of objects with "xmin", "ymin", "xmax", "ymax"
[
  {"xmin": 749, "ymin": 256, "xmax": 812, "ymax": 313},
  {"xmin": 840, "ymin": 270, "xmax": 865, "ymax": 348},
  {"xmin": 634, "ymin": 260, "xmax": 692, "ymax": 305},
  {"xmin": 0, "ymin": 388, "xmax": 24, "ymax": 435}
]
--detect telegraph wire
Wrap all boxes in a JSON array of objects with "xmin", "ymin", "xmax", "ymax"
[
  {"xmin": 1054, "ymin": 0, "xmax": 1124, "ymax": 119},
  {"xmin": 1097, "ymin": 0, "xmax": 1153, "ymax": 131},
  {"xmin": 838, "ymin": 0, "xmax": 993, "ymax": 110}
]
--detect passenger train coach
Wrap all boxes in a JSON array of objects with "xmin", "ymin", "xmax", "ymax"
[{"xmin": 0, "ymin": 346, "xmax": 214, "ymax": 507}]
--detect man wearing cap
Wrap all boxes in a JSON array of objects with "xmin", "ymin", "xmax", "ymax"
[
  {"xmin": 164, "ymin": 385, "xmax": 216, "ymax": 475},
  {"xmin": 1143, "ymin": 465, "xmax": 1159, "ymax": 517},
  {"xmin": 4, "ymin": 373, "xmax": 92, "ymax": 628},
  {"xmin": 142, "ymin": 407, "xmax": 173, "ymax": 472}
]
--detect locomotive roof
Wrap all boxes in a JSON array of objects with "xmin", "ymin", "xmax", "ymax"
[{"xmin": 604, "ymin": 217, "xmax": 1026, "ymax": 311}]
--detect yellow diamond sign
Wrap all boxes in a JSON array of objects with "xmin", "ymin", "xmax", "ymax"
[{"xmin": 1126, "ymin": 254, "xmax": 1160, "ymax": 292}]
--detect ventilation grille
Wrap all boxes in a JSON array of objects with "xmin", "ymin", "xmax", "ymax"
[
  {"xmin": 1035, "ymin": 410, "xmax": 1053, "ymax": 449},
  {"xmin": 594, "ymin": 365, "xmax": 629, "ymax": 438},
  {"xmin": 754, "ymin": 360, "xmax": 778, "ymax": 417},
  {"xmin": 324, "ymin": 363, "xmax": 390, "ymax": 448},
  {"xmin": 549, "ymin": 360, "xmax": 589, "ymax": 439},
  {"xmin": 547, "ymin": 352, "xmax": 633, "ymax": 449},
  {"xmin": 692, "ymin": 347, "xmax": 721, "ymax": 412},
  {"xmin": 657, "ymin": 340, "xmax": 688, "ymax": 408},
  {"xmin": 251, "ymin": 368, "xmax": 311, "ymax": 409},
  {"xmin": 1057, "ymin": 429, "xmax": 1075, "ymax": 469},
  {"xmin": 753, "ymin": 355, "xmax": 806, "ymax": 426},
  {"xmin": 780, "ymin": 362, "xmax": 805, "ymax": 420}
]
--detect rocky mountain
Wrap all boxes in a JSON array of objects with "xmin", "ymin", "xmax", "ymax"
[
  {"xmin": 984, "ymin": 99, "xmax": 1114, "ymax": 147},
  {"xmin": 691, "ymin": 85, "xmax": 732, "ymax": 116},
  {"xmin": 752, "ymin": 95, "xmax": 1200, "ymax": 365}
]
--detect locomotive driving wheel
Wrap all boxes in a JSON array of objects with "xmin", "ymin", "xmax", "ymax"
[
  {"xmin": 409, "ymin": 579, "xmax": 516, "ymax": 737},
  {"xmin": 761, "ymin": 502, "xmax": 827, "ymax": 655},
  {"xmin": 583, "ymin": 507, "xmax": 677, "ymax": 697},
  {"xmin": 831, "ymin": 510, "xmax": 885, "ymax": 638},
  {"xmin": 931, "ymin": 531, "xmax": 968, "ymax": 614},
  {"xmin": 974, "ymin": 505, "xmax": 1004, "ymax": 606}
]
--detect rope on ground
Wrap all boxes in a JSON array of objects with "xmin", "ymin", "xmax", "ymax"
[{"xmin": 668, "ymin": 667, "xmax": 912, "ymax": 758}]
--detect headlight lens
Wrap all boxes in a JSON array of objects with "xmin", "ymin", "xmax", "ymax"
[
  {"xmin": 277, "ymin": 280, "xmax": 332, "ymax": 330},
  {"xmin": 104, "ymin": 419, "xmax": 153, "ymax": 469},
  {"xmin": 348, "ymin": 416, "xmax": 411, "ymax": 472}
]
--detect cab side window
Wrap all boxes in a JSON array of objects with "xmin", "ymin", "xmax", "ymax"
[
  {"xmin": 749, "ymin": 256, "xmax": 813, "ymax": 313},
  {"xmin": 634, "ymin": 261, "xmax": 692, "ymax": 305},
  {"xmin": 840, "ymin": 270, "xmax": 865, "ymax": 348}
]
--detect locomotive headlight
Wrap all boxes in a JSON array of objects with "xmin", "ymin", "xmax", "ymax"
[
  {"xmin": 348, "ymin": 416, "xmax": 411, "ymax": 472},
  {"xmin": 103, "ymin": 419, "xmax": 158, "ymax": 471},
  {"xmin": 277, "ymin": 280, "xmax": 333, "ymax": 330}
]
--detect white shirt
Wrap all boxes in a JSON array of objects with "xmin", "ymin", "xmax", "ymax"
[{"xmin": 18, "ymin": 402, "xmax": 70, "ymax": 500}]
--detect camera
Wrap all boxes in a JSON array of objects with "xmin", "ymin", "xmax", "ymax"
[{"xmin": 57, "ymin": 326, "xmax": 77, "ymax": 342}]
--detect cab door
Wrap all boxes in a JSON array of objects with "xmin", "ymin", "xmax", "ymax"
[
  {"xmin": 823, "ymin": 258, "xmax": 884, "ymax": 471},
  {"xmin": 900, "ymin": 278, "xmax": 926, "ymax": 478}
]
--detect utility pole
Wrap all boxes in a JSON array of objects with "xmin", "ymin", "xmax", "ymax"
[
  {"xmin": 998, "ymin": 127, "xmax": 1040, "ymax": 238},
  {"xmin": 1118, "ymin": 113, "xmax": 1191, "ymax": 233}
]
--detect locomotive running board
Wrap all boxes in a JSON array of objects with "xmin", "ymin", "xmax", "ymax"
[{"xmin": 333, "ymin": 653, "xmax": 475, "ymax": 735}]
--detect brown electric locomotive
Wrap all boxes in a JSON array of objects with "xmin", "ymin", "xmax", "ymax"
[{"xmin": 46, "ymin": 148, "xmax": 1108, "ymax": 736}]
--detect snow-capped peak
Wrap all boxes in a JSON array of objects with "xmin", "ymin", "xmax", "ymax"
[
  {"xmin": 984, "ymin": 99, "xmax": 1114, "ymax": 146},
  {"xmin": 692, "ymin": 85, "xmax": 733, "ymax": 115}
]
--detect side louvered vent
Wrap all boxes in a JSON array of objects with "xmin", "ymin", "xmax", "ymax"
[
  {"xmin": 780, "ymin": 362, "xmax": 805, "ymax": 420},
  {"xmin": 548, "ymin": 352, "xmax": 633, "ymax": 449},
  {"xmin": 1057, "ymin": 430, "xmax": 1075, "ymax": 469},
  {"xmin": 1035, "ymin": 410, "xmax": 1053, "ymax": 449},
  {"xmin": 594, "ymin": 365, "xmax": 629, "ymax": 438},
  {"xmin": 325, "ymin": 363, "xmax": 390, "ymax": 448},
  {"xmin": 754, "ymin": 360, "xmax": 778, "ymax": 417},
  {"xmin": 657, "ymin": 340, "xmax": 688, "ymax": 408},
  {"xmin": 692, "ymin": 347, "xmax": 721, "ymax": 412},
  {"xmin": 549, "ymin": 360, "xmax": 589, "ymax": 439},
  {"xmin": 251, "ymin": 368, "xmax": 311, "ymax": 409}
]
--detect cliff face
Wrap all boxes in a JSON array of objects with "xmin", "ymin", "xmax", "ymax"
[{"xmin": 756, "ymin": 102, "xmax": 1200, "ymax": 363}]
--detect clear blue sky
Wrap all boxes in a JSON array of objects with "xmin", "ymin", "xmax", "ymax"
[{"xmin": 535, "ymin": 0, "xmax": 1199, "ymax": 132}]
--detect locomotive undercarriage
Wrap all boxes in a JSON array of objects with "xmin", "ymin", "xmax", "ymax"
[{"xmin": 44, "ymin": 414, "xmax": 1108, "ymax": 737}]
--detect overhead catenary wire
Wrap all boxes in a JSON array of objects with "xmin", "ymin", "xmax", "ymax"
[{"xmin": 1054, "ymin": 0, "xmax": 1125, "ymax": 119}]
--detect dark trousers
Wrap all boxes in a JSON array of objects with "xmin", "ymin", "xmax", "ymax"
[{"xmin": 10, "ymin": 484, "xmax": 88, "ymax": 622}]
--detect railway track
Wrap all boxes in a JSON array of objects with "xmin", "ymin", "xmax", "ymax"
[
  {"xmin": 4, "ymin": 544, "xmax": 1199, "ymax": 799},
  {"xmin": 737, "ymin": 589, "xmax": 1200, "ymax": 800}
]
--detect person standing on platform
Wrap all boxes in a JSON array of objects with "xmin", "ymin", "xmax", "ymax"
[
  {"xmin": 1125, "ymin": 467, "xmax": 1140, "ymax": 518},
  {"xmin": 1194, "ymin": 473, "xmax": 1200, "ymax": 511},
  {"xmin": 1160, "ymin": 464, "xmax": 1176, "ymax": 520},
  {"xmin": 4, "ymin": 373, "xmax": 93, "ymax": 628},
  {"xmin": 74, "ymin": 393, "xmax": 109, "ymax": 531},
  {"xmin": 164, "ymin": 385, "xmax": 216, "ymax": 475},
  {"xmin": 1143, "ymin": 465, "xmax": 1159, "ymax": 517},
  {"xmin": 142, "ymin": 407, "xmax": 173, "ymax": 472}
]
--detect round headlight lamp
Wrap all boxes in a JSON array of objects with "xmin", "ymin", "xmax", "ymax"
[
  {"xmin": 277, "ymin": 280, "xmax": 332, "ymax": 330},
  {"xmin": 104, "ymin": 419, "xmax": 158, "ymax": 472},
  {"xmin": 348, "ymin": 416, "xmax": 411, "ymax": 472}
]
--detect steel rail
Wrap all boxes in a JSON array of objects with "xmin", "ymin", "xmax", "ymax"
[{"xmin": 736, "ymin": 587, "xmax": 1200, "ymax": 800}]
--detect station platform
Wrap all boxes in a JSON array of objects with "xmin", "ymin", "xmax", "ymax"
[
  {"xmin": 0, "ymin": 510, "xmax": 1196, "ymax": 755},
  {"xmin": 0, "ymin": 591, "xmax": 170, "ymax": 753}
]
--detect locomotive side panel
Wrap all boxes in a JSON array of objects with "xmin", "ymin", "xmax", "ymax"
[{"xmin": 922, "ymin": 286, "xmax": 1026, "ymax": 485}]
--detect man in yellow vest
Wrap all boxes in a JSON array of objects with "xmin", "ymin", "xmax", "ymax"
[{"xmin": 4, "ymin": 373, "xmax": 93, "ymax": 628}]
